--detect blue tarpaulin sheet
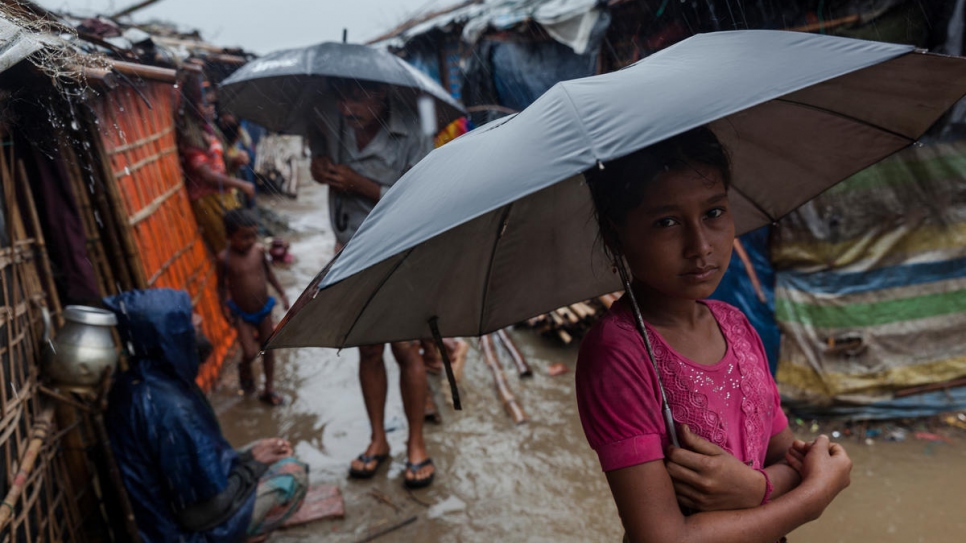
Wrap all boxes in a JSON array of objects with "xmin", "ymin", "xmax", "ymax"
[{"xmin": 710, "ymin": 227, "xmax": 780, "ymax": 375}]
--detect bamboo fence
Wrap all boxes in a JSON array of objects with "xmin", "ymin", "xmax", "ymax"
[
  {"xmin": 0, "ymin": 137, "xmax": 85, "ymax": 543},
  {"xmin": 88, "ymin": 80, "xmax": 236, "ymax": 391}
]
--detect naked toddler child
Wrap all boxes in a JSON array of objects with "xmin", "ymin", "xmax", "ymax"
[{"xmin": 217, "ymin": 208, "xmax": 290, "ymax": 406}]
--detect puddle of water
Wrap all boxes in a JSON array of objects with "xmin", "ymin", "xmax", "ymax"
[{"xmin": 789, "ymin": 435, "xmax": 966, "ymax": 543}]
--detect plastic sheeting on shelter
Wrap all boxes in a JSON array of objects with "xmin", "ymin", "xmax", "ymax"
[
  {"xmin": 489, "ymin": 36, "xmax": 598, "ymax": 111},
  {"xmin": 0, "ymin": 14, "xmax": 55, "ymax": 72},
  {"xmin": 773, "ymin": 140, "xmax": 966, "ymax": 418},
  {"xmin": 462, "ymin": 0, "xmax": 602, "ymax": 54},
  {"xmin": 374, "ymin": 0, "xmax": 607, "ymax": 54},
  {"xmin": 461, "ymin": 9, "xmax": 608, "ymax": 121}
]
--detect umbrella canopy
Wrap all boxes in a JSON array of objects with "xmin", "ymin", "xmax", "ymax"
[
  {"xmin": 218, "ymin": 41, "xmax": 465, "ymax": 136},
  {"xmin": 269, "ymin": 30, "xmax": 966, "ymax": 350}
]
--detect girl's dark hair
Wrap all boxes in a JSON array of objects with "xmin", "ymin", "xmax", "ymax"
[
  {"xmin": 223, "ymin": 208, "xmax": 259, "ymax": 236},
  {"xmin": 584, "ymin": 126, "xmax": 730, "ymax": 251}
]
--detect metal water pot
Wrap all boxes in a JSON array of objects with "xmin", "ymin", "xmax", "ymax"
[{"xmin": 43, "ymin": 305, "xmax": 119, "ymax": 386}]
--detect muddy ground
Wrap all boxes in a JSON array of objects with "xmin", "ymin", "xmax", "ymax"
[{"xmin": 210, "ymin": 180, "xmax": 966, "ymax": 543}]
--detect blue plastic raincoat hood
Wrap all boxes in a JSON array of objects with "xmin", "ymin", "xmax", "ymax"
[{"xmin": 104, "ymin": 289, "xmax": 253, "ymax": 543}]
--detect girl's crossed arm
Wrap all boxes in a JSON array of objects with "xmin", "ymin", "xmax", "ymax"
[
  {"xmin": 666, "ymin": 425, "xmax": 802, "ymax": 511},
  {"xmin": 608, "ymin": 434, "xmax": 851, "ymax": 543}
]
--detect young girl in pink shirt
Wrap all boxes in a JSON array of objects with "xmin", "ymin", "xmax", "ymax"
[{"xmin": 575, "ymin": 127, "xmax": 852, "ymax": 543}]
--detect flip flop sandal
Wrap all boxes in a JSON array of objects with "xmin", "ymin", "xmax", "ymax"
[
  {"xmin": 348, "ymin": 453, "xmax": 390, "ymax": 479},
  {"xmin": 258, "ymin": 391, "xmax": 284, "ymax": 406},
  {"xmin": 403, "ymin": 458, "xmax": 435, "ymax": 489}
]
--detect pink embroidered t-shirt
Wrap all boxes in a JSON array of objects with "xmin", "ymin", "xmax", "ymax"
[{"xmin": 576, "ymin": 298, "xmax": 787, "ymax": 472}]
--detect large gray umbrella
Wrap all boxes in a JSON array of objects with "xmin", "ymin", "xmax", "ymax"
[
  {"xmin": 270, "ymin": 30, "xmax": 966, "ymax": 352},
  {"xmin": 218, "ymin": 42, "xmax": 465, "ymax": 136}
]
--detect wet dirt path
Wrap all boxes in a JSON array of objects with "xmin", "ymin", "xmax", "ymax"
[{"xmin": 211, "ymin": 180, "xmax": 966, "ymax": 543}]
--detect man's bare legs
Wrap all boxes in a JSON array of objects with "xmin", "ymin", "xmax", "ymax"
[
  {"xmin": 350, "ymin": 341, "xmax": 434, "ymax": 484},
  {"xmin": 390, "ymin": 341, "xmax": 434, "ymax": 484},
  {"xmin": 351, "ymin": 344, "xmax": 390, "ymax": 473}
]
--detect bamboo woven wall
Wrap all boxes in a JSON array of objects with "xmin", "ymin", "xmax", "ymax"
[
  {"xmin": 89, "ymin": 81, "xmax": 235, "ymax": 391},
  {"xmin": 0, "ymin": 139, "xmax": 84, "ymax": 542}
]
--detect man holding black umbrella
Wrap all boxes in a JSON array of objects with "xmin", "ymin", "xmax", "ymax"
[{"xmin": 309, "ymin": 78, "xmax": 437, "ymax": 488}]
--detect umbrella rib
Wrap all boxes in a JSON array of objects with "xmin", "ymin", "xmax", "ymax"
[
  {"xmin": 339, "ymin": 247, "xmax": 416, "ymax": 349},
  {"xmin": 477, "ymin": 204, "xmax": 514, "ymax": 336},
  {"xmin": 773, "ymin": 98, "xmax": 917, "ymax": 143}
]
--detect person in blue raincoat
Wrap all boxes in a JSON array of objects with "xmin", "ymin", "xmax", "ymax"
[{"xmin": 104, "ymin": 288, "xmax": 308, "ymax": 542}]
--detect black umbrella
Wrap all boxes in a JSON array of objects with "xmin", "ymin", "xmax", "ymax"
[{"xmin": 218, "ymin": 41, "xmax": 465, "ymax": 137}]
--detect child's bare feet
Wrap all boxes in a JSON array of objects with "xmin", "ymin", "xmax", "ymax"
[
  {"xmin": 258, "ymin": 390, "xmax": 284, "ymax": 406},
  {"xmin": 238, "ymin": 363, "xmax": 256, "ymax": 396}
]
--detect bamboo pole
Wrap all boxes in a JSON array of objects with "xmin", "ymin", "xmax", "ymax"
[
  {"xmin": 74, "ymin": 105, "xmax": 137, "ymax": 292},
  {"xmin": 93, "ymin": 410, "xmax": 143, "ymax": 542},
  {"xmin": 111, "ymin": 61, "xmax": 177, "ymax": 84},
  {"xmin": 86, "ymin": 111, "xmax": 148, "ymax": 288},
  {"xmin": 480, "ymin": 335, "xmax": 528, "ymax": 424},
  {"xmin": 895, "ymin": 377, "xmax": 966, "ymax": 398},
  {"xmin": 495, "ymin": 329, "xmax": 532, "ymax": 377},
  {"xmin": 732, "ymin": 239, "xmax": 767, "ymax": 304},
  {"xmin": 111, "ymin": 0, "xmax": 165, "ymax": 18},
  {"xmin": 787, "ymin": 14, "xmax": 860, "ymax": 34},
  {"xmin": 0, "ymin": 172, "xmax": 11, "ymax": 416},
  {"xmin": 56, "ymin": 139, "xmax": 118, "ymax": 298},
  {"xmin": 17, "ymin": 160, "xmax": 64, "ymax": 325},
  {"xmin": 569, "ymin": 302, "xmax": 594, "ymax": 319},
  {"xmin": 365, "ymin": 0, "xmax": 481, "ymax": 44},
  {"xmin": 548, "ymin": 310, "xmax": 566, "ymax": 327},
  {"xmin": 1, "ymin": 146, "xmax": 29, "ymax": 373},
  {"xmin": 557, "ymin": 306, "xmax": 580, "ymax": 325},
  {"xmin": 0, "ymin": 405, "xmax": 56, "ymax": 531}
]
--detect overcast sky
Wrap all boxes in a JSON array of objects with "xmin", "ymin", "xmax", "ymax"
[{"xmin": 37, "ymin": 0, "xmax": 459, "ymax": 54}]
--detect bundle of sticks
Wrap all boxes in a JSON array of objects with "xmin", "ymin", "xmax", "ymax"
[
  {"xmin": 520, "ymin": 292, "xmax": 623, "ymax": 345},
  {"xmin": 442, "ymin": 329, "xmax": 534, "ymax": 425},
  {"xmin": 480, "ymin": 334, "xmax": 529, "ymax": 425}
]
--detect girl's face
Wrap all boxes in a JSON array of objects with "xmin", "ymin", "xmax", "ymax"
[{"xmin": 613, "ymin": 165, "xmax": 734, "ymax": 302}]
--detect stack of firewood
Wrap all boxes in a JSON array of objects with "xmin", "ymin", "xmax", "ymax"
[{"xmin": 520, "ymin": 292, "xmax": 623, "ymax": 344}]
